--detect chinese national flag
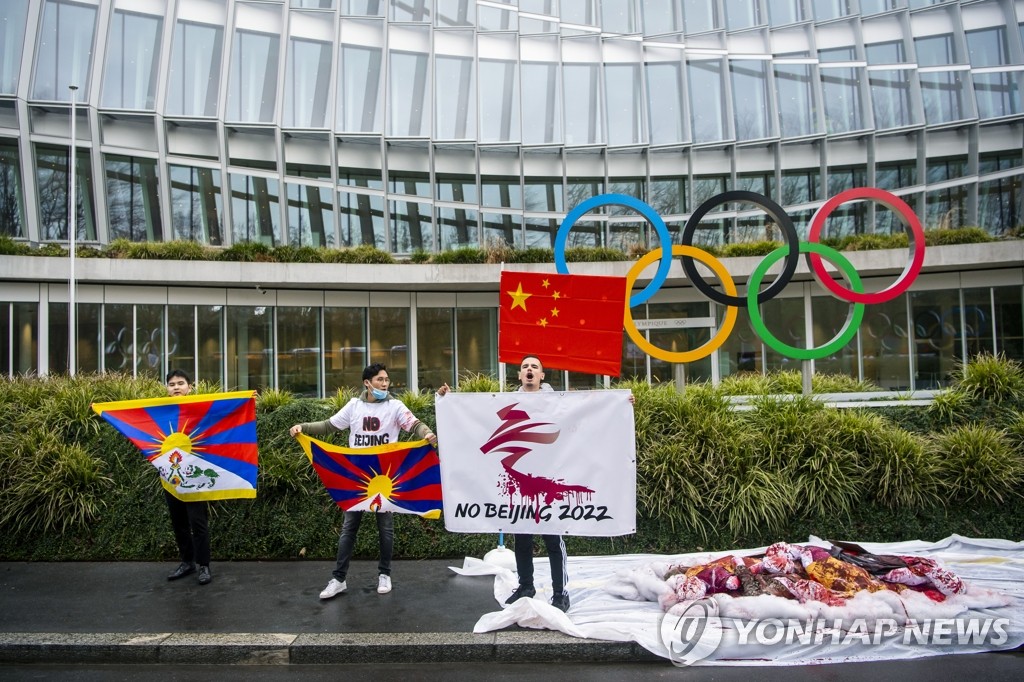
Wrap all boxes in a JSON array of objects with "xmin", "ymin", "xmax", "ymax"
[{"xmin": 498, "ymin": 270, "xmax": 627, "ymax": 376}]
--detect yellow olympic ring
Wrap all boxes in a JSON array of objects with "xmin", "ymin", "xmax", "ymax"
[{"xmin": 624, "ymin": 246, "xmax": 738, "ymax": 363}]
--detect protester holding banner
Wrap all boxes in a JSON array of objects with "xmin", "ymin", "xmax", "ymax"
[
  {"xmin": 163, "ymin": 369, "xmax": 213, "ymax": 586},
  {"xmin": 437, "ymin": 354, "xmax": 634, "ymax": 613},
  {"xmin": 289, "ymin": 363, "xmax": 437, "ymax": 599}
]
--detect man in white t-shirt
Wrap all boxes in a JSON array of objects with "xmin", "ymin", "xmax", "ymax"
[{"xmin": 290, "ymin": 363, "xmax": 437, "ymax": 599}]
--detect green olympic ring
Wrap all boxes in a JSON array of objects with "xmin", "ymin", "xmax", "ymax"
[{"xmin": 747, "ymin": 242, "xmax": 865, "ymax": 360}]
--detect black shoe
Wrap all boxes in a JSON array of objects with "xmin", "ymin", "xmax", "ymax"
[
  {"xmin": 505, "ymin": 585, "xmax": 536, "ymax": 604},
  {"xmin": 197, "ymin": 565, "xmax": 212, "ymax": 585},
  {"xmin": 551, "ymin": 592, "xmax": 571, "ymax": 612},
  {"xmin": 167, "ymin": 562, "xmax": 196, "ymax": 581}
]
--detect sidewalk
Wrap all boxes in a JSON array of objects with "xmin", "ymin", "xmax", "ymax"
[{"xmin": 0, "ymin": 560, "xmax": 655, "ymax": 665}]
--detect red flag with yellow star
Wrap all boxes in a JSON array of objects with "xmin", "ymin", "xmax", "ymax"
[{"xmin": 498, "ymin": 270, "xmax": 627, "ymax": 376}]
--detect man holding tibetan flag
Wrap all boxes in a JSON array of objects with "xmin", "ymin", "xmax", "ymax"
[
  {"xmin": 92, "ymin": 370, "xmax": 257, "ymax": 586},
  {"xmin": 498, "ymin": 270, "xmax": 628, "ymax": 376},
  {"xmin": 289, "ymin": 362, "xmax": 438, "ymax": 600}
]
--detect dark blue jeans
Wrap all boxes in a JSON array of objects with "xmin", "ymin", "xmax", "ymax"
[{"xmin": 332, "ymin": 511, "xmax": 394, "ymax": 581}]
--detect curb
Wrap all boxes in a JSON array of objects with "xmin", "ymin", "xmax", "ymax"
[{"xmin": 0, "ymin": 632, "xmax": 662, "ymax": 665}]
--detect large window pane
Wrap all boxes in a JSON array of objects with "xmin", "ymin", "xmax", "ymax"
[
  {"xmin": 169, "ymin": 164, "xmax": 224, "ymax": 245},
  {"xmin": 564, "ymin": 63, "xmax": 604, "ymax": 145},
  {"xmin": 869, "ymin": 69, "xmax": 916, "ymax": 129},
  {"xmin": 920, "ymin": 71, "xmax": 971, "ymax": 124},
  {"xmin": 286, "ymin": 183, "xmax": 333, "ymax": 246},
  {"xmin": 688, "ymin": 59, "xmax": 726, "ymax": 143},
  {"xmin": 278, "ymin": 306, "xmax": 321, "ymax": 397},
  {"xmin": 437, "ymin": 206, "xmax": 478, "ymax": 250},
  {"xmin": 102, "ymin": 11, "xmax": 162, "ymax": 110},
  {"xmin": 197, "ymin": 305, "xmax": 223, "ymax": 386},
  {"xmin": 105, "ymin": 155, "xmax": 163, "ymax": 242},
  {"xmin": 646, "ymin": 60, "xmax": 686, "ymax": 145},
  {"xmin": 103, "ymin": 303, "xmax": 133, "ymax": 373},
  {"xmin": 227, "ymin": 305, "xmax": 272, "ymax": 391},
  {"xmin": 0, "ymin": 0, "xmax": 30, "ymax": 93},
  {"xmin": 521, "ymin": 61, "xmax": 561, "ymax": 144},
  {"xmin": 338, "ymin": 31, "xmax": 384, "ymax": 133},
  {"xmin": 978, "ymin": 176, "xmax": 1023, "ymax": 235},
  {"xmin": 606, "ymin": 63, "xmax": 644, "ymax": 146},
  {"xmin": 0, "ymin": 138, "xmax": 25, "ymax": 238},
  {"xmin": 388, "ymin": 28, "xmax": 430, "ymax": 136},
  {"xmin": 482, "ymin": 212, "xmax": 522, "ymax": 247},
  {"xmin": 760, "ymin": 296, "xmax": 805, "ymax": 373},
  {"xmin": 230, "ymin": 173, "xmax": 281, "ymax": 245},
  {"xmin": 730, "ymin": 60, "xmax": 770, "ymax": 141},
  {"xmin": 911, "ymin": 289, "xmax": 960, "ymax": 389},
  {"xmin": 642, "ymin": 0, "xmax": 682, "ymax": 35},
  {"xmin": 391, "ymin": 200, "xmax": 433, "ymax": 252},
  {"xmin": 50, "ymin": 301, "xmax": 100, "ymax": 375},
  {"xmin": 417, "ymin": 307, "xmax": 452, "ymax": 392},
  {"xmin": 821, "ymin": 67, "xmax": 864, "ymax": 133},
  {"xmin": 457, "ymin": 307, "xmax": 497, "ymax": 380},
  {"xmin": 325, "ymin": 306, "xmax": 367, "ymax": 394},
  {"xmin": 479, "ymin": 58, "xmax": 519, "ymax": 143},
  {"xmin": 994, "ymin": 285, "xmax": 1024, "ymax": 362},
  {"xmin": 775, "ymin": 63, "xmax": 818, "ymax": 138},
  {"xmin": 11, "ymin": 303, "xmax": 38, "ymax": 375},
  {"xmin": 167, "ymin": 20, "xmax": 224, "ymax": 117},
  {"xmin": 811, "ymin": 288, "xmax": 859, "ymax": 378},
  {"xmin": 34, "ymin": 145, "xmax": 97, "ymax": 242},
  {"xmin": 717, "ymin": 307, "xmax": 763, "ymax": 378},
  {"xmin": 973, "ymin": 73, "xmax": 1021, "ymax": 119},
  {"xmin": 227, "ymin": 30, "xmax": 280, "ymax": 122},
  {"xmin": 369, "ymin": 307, "xmax": 409, "ymax": 390},
  {"xmin": 168, "ymin": 305, "xmax": 197, "ymax": 381},
  {"xmin": 645, "ymin": 301, "xmax": 713, "ymax": 385},
  {"xmin": 437, "ymin": 55, "xmax": 476, "ymax": 140},
  {"xmin": 861, "ymin": 295, "xmax": 911, "ymax": 389},
  {"xmin": 339, "ymin": 191, "xmax": 385, "ymax": 247},
  {"xmin": 135, "ymin": 304, "xmax": 164, "ymax": 379},
  {"xmin": 682, "ymin": 0, "xmax": 717, "ymax": 33},
  {"xmin": 285, "ymin": 37, "xmax": 332, "ymax": 127},
  {"xmin": 32, "ymin": 0, "xmax": 97, "ymax": 101},
  {"xmin": 960, "ymin": 288, "xmax": 995, "ymax": 358}
]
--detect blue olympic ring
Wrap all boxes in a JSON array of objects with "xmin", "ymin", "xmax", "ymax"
[{"xmin": 554, "ymin": 194, "xmax": 674, "ymax": 307}]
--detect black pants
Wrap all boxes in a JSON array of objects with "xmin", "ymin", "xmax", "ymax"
[
  {"xmin": 512, "ymin": 533, "xmax": 567, "ymax": 596},
  {"xmin": 164, "ymin": 490, "xmax": 210, "ymax": 566}
]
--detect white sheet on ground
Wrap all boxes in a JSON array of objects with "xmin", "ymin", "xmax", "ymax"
[{"xmin": 449, "ymin": 535, "xmax": 1024, "ymax": 665}]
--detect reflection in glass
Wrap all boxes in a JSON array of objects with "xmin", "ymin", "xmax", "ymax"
[
  {"xmin": 994, "ymin": 286, "xmax": 1024, "ymax": 361},
  {"xmin": 482, "ymin": 212, "xmax": 522, "ymax": 248},
  {"xmin": 105, "ymin": 155, "xmax": 163, "ymax": 242},
  {"xmin": 167, "ymin": 20, "xmax": 224, "ymax": 117},
  {"xmin": 606, "ymin": 64, "xmax": 644, "ymax": 146},
  {"xmin": 911, "ymin": 290, "xmax": 961, "ymax": 389},
  {"xmin": 781, "ymin": 168, "xmax": 820, "ymax": 205},
  {"xmin": 978, "ymin": 176, "xmax": 1023, "ymax": 235},
  {"xmin": 973, "ymin": 73, "xmax": 1020, "ymax": 119},
  {"xmin": 821, "ymin": 67, "xmax": 864, "ymax": 133},
  {"xmin": 278, "ymin": 307, "xmax": 322, "ymax": 397},
  {"xmin": 724, "ymin": 0, "xmax": 761, "ymax": 31},
  {"xmin": 339, "ymin": 191, "xmax": 385, "ymax": 247},
  {"xmin": 649, "ymin": 177, "xmax": 685, "ymax": 215},
  {"xmin": 286, "ymin": 183, "xmax": 333, "ymax": 246},
  {"xmin": 417, "ymin": 307, "xmax": 452, "ymax": 391},
  {"xmin": 102, "ymin": 11, "xmax": 162, "ymax": 110},
  {"xmin": 32, "ymin": 0, "xmax": 97, "ymax": 101},
  {"xmin": 920, "ymin": 71, "xmax": 970, "ymax": 124},
  {"xmin": 370, "ymin": 307, "xmax": 409, "ymax": 390},
  {"xmin": 325, "ymin": 307, "xmax": 367, "ymax": 393},
  {"xmin": 717, "ymin": 307, "xmax": 762, "ymax": 378},
  {"xmin": 227, "ymin": 30, "xmax": 280, "ymax": 122},
  {"xmin": 730, "ymin": 60, "xmax": 770, "ymax": 141},
  {"xmin": 168, "ymin": 305, "xmax": 197, "ymax": 381},
  {"xmin": 392, "ymin": 0, "xmax": 431, "ymax": 21},
  {"xmin": 960, "ymin": 288, "xmax": 995, "ymax": 358},
  {"xmin": 103, "ymin": 303, "xmax": 134, "ymax": 373},
  {"xmin": 436, "ymin": 0, "xmax": 475, "ymax": 27},
  {"xmin": 0, "ymin": 139, "xmax": 25, "ymax": 237},
  {"xmin": 438, "ymin": 206, "xmax": 478, "ymax": 250},
  {"xmin": 34, "ymin": 145, "xmax": 97, "ymax": 242},
  {"xmin": 170, "ymin": 165, "xmax": 224, "ymax": 245},
  {"xmin": 688, "ymin": 59, "xmax": 726, "ymax": 143},
  {"xmin": 564, "ymin": 63, "xmax": 603, "ymax": 145},
  {"xmin": 457, "ymin": 308, "xmax": 497, "ymax": 380},
  {"xmin": 136, "ymin": 304, "xmax": 164, "ymax": 379},
  {"xmin": 480, "ymin": 58, "xmax": 519, "ymax": 143},
  {"xmin": 646, "ymin": 60, "xmax": 686, "ymax": 145},
  {"xmin": 227, "ymin": 306, "xmax": 273, "ymax": 391},
  {"xmin": 525, "ymin": 217, "xmax": 559, "ymax": 248},
  {"xmin": 760, "ymin": 296, "xmax": 805, "ymax": 373},
  {"xmin": 642, "ymin": 0, "xmax": 682, "ymax": 34},
  {"xmin": 914, "ymin": 34, "xmax": 956, "ymax": 67},
  {"xmin": 389, "ymin": 46, "xmax": 430, "ymax": 136},
  {"xmin": 11, "ymin": 302, "xmax": 38, "ymax": 375},
  {"xmin": 197, "ymin": 305, "xmax": 224, "ymax": 386},
  {"xmin": 521, "ymin": 61, "xmax": 560, "ymax": 144},
  {"xmin": 811, "ymin": 287, "xmax": 859, "ymax": 378},
  {"xmin": 339, "ymin": 43, "xmax": 384, "ymax": 133},
  {"xmin": 230, "ymin": 173, "xmax": 281, "ymax": 245},
  {"xmin": 774, "ymin": 64, "xmax": 818, "ymax": 138},
  {"xmin": 0, "ymin": 0, "xmax": 29, "ymax": 93},
  {"xmin": 524, "ymin": 179, "xmax": 563, "ymax": 212},
  {"xmin": 869, "ymin": 70, "xmax": 915, "ymax": 129},
  {"xmin": 682, "ymin": 0, "xmax": 717, "ymax": 33},
  {"xmin": 437, "ymin": 55, "xmax": 477, "ymax": 140},
  {"xmin": 285, "ymin": 37, "xmax": 332, "ymax": 128},
  {"xmin": 860, "ymin": 295, "xmax": 911, "ymax": 389},
  {"xmin": 391, "ymin": 200, "xmax": 433, "ymax": 252}
]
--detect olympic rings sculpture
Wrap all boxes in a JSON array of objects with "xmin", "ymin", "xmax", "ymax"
[{"xmin": 553, "ymin": 188, "xmax": 925, "ymax": 363}]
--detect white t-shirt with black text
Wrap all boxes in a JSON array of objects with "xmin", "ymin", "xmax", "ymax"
[{"xmin": 328, "ymin": 397, "xmax": 420, "ymax": 448}]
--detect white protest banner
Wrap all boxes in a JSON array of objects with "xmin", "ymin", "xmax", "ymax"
[{"xmin": 435, "ymin": 390, "xmax": 636, "ymax": 536}]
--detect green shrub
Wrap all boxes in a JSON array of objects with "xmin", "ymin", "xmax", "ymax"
[
  {"xmin": 431, "ymin": 247, "xmax": 487, "ymax": 264},
  {"xmin": 925, "ymin": 227, "xmax": 994, "ymax": 246},
  {"xmin": 563, "ymin": 246, "xmax": 627, "ymax": 262},
  {"xmin": 931, "ymin": 425, "xmax": 1024, "ymax": 504},
  {"xmin": 950, "ymin": 352, "xmax": 1024, "ymax": 404},
  {"xmin": 217, "ymin": 242, "xmax": 275, "ymax": 262},
  {"xmin": 506, "ymin": 248, "xmax": 554, "ymax": 263},
  {"xmin": 720, "ymin": 240, "xmax": 782, "ymax": 258},
  {"xmin": 0, "ymin": 235, "xmax": 32, "ymax": 255},
  {"xmin": 409, "ymin": 248, "xmax": 431, "ymax": 264},
  {"xmin": 256, "ymin": 388, "xmax": 295, "ymax": 412}
]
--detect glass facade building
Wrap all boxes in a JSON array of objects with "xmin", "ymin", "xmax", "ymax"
[{"xmin": 1, "ymin": 0, "xmax": 1023, "ymax": 394}]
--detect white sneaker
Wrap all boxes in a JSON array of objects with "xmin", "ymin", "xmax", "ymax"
[
  {"xmin": 319, "ymin": 578, "xmax": 346, "ymax": 599},
  {"xmin": 377, "ymin": 574, "xmax": 392, "ymax": 594}
]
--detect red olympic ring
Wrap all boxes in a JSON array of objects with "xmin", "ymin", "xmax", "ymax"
[{"xmin": 806, "ymin": 187, "xmax": 925, "ymax": 305}]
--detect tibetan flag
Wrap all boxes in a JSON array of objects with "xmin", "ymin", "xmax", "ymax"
[
  {"xmin": 498, "ymin": 270, "xmax": 628, "ymax": 376},
  {"xmin": 296, "ymin": 433, "xmax": 442, "ymax": 519},
  {"xmin": 92, "ymin": 391, "xmax": 258, "ymax": 502}
]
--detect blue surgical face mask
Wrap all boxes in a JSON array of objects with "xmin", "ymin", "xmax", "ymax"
[{"xmin": 371, "ymin": 387, "xmax": 389, "ymax": 400}]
